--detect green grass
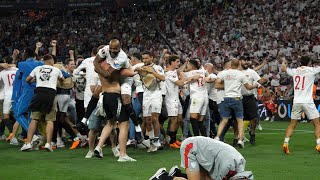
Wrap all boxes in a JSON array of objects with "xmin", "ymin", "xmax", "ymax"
[{"xmin": 0, "ymin": 121, "xmax": 319, "ymax": 180}]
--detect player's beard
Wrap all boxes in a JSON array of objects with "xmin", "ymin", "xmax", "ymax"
[
  {"xmin": 110, "ymin": 51, "xmax": 119, "ymax": 58},
  {"xmin": 241, "ymin": 64, "xmax": 248, "ymax": 70}
]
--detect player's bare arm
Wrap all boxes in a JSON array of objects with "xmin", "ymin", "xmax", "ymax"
[
  {"xmin": 175, "ymin": 70, "xmax": 185, "ymax": 87},
  {"xmin": 26, "ymin": 75, "xmax": 35, "ymax": 83},
  {"xmin": 215, "ymin": 78, "xmax": 224, "ymax": 90}
]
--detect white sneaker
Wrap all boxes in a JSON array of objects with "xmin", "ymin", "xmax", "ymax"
[
  {"xmin": 270, "ymin": 116, "xmax": 275, "ymax": 122},
  {"xmin": 214, "ymin": 137, "xmax": 220, "ymax": 141},
  {"xmin": 147, "ymin": 144, "xmax": 158, "ymax": 153},
  {"xmin": 112, "ymin": 147, "xmax": 120, "ymax": 157},
  {"xmin": 117, "ymin": 155, "xmax": 136, "ymax": 162},
  {"xmin": 165, "ymin": 135, "xmax": 171, "ymax": 144},
  {"xmin": 237, "ymin": 140, "xmax": 245, "ymax": 148},
  {"xmin": 94, "ymin": 146, "xmax": 103, "ymax": 158},
  {"xmin": 21, "ymin": 143, "xmax": 32, "ymax": 151},
  {"xmin": 85, "ymin": 151, "xmax": 94, "ymax": 158},
  {"xmin": 141, "ymin": 139, "xmax": 151, "ymax": 148},
  {"xmin": 31, "ymin": 135, "xmax": 40, "ymax": 145},
  {"xmin": 257, "ymin": 124, "xmax": 263, "ymax": 130},
  {"xmin": 152, "ymin": 139, "xmax": 161, "ymax": 147},
  {"xmin": 57, "ymin": 141, "xmax": 65, "ymax": 148},
  {"xmin": 44, "ymin": 143, "xmax": 53, "ymax": 152},
  {"xmin": 10, "ymin": 138, "xmax": 19, "ymax": 145},
  {"xmin": 264, "ymin": 117, "xmax": 270, "ymax": 121},
  {"xmin": 135, "ymin": 125, "xmax": 142, "ymax": 132},
  {"xmin": 0, "ymin": 134, "xmax": 6, "ymax": 141},
  {"xmin": 126, "ymin": 139, "xmax": 135, "ymax": 146}
]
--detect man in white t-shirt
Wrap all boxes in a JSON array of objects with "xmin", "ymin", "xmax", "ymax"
[
  {"xmin": 184, "ymin": 59, "xmax": 208, "ymax": 137},
  {"xmin": 215, "ymin": 58, "xmax": 258, "ymax": 148},
  {"xmin": 21, "ymin": 54, "xmax": 64, "ymax": 152},
  {"xmin": 165, "ymin": 55, "xmax": 184, "ymax": 148},
  {"xmin": 136, "ymin": 51, "xmax": 165, "ymax": 152},
  {"xmin": 281, "ymin": 56, "xmax": 320, "ymax": 154}
]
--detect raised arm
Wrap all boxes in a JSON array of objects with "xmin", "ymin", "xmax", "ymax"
[
  {"xmin": 254, "ymin": 59, "xmax": 267, "ymax": 71},
  {"xmin": 51, "ymin": 40, "xmax": 57, "ymax": 57},
  {"xmin": 35, "ymin": 42, "xmax": 42, "ymax": 55}
]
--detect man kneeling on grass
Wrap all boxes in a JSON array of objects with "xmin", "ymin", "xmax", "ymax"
[
  {"xmin": 150, "ymin": 136, "xmax": 253, "ymax": 180},
  {"xmin": 21, "ymin": 54, "xmax": 65, "ymax": 152}
]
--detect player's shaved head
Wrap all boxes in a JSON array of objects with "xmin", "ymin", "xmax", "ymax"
[
  {"xmin": 109, "ymin": 39, "xmax": 120, "ymax": 48},
  {"xmin": 231, "ymin": 58, "xmax": 240, "ymax": 69},
  {"xmin": 109, "ymin": 39, "xmax": 120, "ymax": 58}
]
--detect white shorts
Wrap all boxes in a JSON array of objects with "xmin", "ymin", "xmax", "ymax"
[
  {"xmin": 189, "ymin": 97, "xmax": 208, "ymax": 116},
  {"xmin": 57, "ymin": 94, "xmax": 71, "ymax": 113},
  {"xmin": 84, "ymin": 87, "xmax": 93, "ymax": 108},
  {"xmin": 121, "ymin": 82, "xmax": 132, "ymax": 96},
  {"xmin": 291, "ymin": 103, "xmax": 319, "ymax": 120},
  {"xmin": 3, "ymin": 97, "xmax": 12, "ymax": 114},
  {"xmin": 166, "ymin": 100, "xmax": 182, "ymax": 117},
  {"xmin": 143, "ymin": 97, "xmax": 163, "ymax": 117}
]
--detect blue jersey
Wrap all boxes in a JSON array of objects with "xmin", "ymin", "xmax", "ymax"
[
  {"xmin": 16, "ymin": 58, "xmax": 43, "ymax": 91},
  {"xmin": 11, "ymin": 68, "xmax": 22, "ymax": 102}
]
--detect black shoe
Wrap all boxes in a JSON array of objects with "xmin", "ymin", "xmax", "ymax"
[
  {"xmin": 249, "ymin": 131, "xmax": 256, "ymax": 145},
  {"xmin": 168, "ymin": 165, "xmax": 180, "ymax": 176},
  {"xmin": 233, "ymin": 139, "xmax": 238, "ymax": 147},
  {"xmin": 149, "ymin": 168, "xmax": 167, "ymax": 180},
  {"xmin": 73, "ymin": 122, "xmax": 85, "ymax": 129}
]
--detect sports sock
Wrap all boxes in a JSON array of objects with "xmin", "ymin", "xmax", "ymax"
[
  {"xmin": 85, "ymin": 96, "xmax": 99, "ymax": 119},
  {"xmin": 198, "ymin": 121, "xmax": 207, "ymax": 136},
  {"xmin": 123, "ymin": 104, "xmax": 139, "ymax": 126},
  {"xmin": 190, "ymin": 118, "xmax": 199, "ymax": 136},
  {"xmin": 316, "ymin": 138, "xmax": 320, "ymax": 145},
  {"xmin": 243, "ymin": 120, "xmax": 250, "ymax": 132},
  {"xmin": 3, "ymin": 119, "xmax": 14, "ymax": 133},
  {"xmin": 284, "ymin": 137, "xmax": 290, "ymax": 144},
  {"xmin": 148, "ymin": 129, "xmax": 155, "ymax": 139}
]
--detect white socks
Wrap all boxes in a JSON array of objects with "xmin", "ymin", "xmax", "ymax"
[
  {"xmin": 316, "ymin": 138, "xmax": 320, "ymax": 145},
  {"xmin": 284, "ymin": 137, "xmax": 290, "ymax": 144}
]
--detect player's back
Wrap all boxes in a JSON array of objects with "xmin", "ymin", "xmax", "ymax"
[
  {"xmin": 287, "ymin": 66, "xmax": 320, "ymax": 103},
  {"xmin": 0, "ymin": 67, "xmax": 18, "ymax": 97}
]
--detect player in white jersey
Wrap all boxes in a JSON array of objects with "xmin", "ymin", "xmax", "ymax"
[
  {"xmin": 184, "ymin": 59, "xmax": 208, "ymax": 137},
  {"xmin": 136, "ymin": 51, "xmax": 165, "ymax": 152},
  {"xmin": 165, "ymin": 55, "xmax": 184, "ymax": 148},
  {"xmin": 21, "ymin": 55, "xmax": 64, "ymax": 152},
  {"xmin": 281, "ymin": 56, "xmax": 320, "ymax": 154},
  {"xmin": 149, "ymin": 136, "xmax": 253, "ymax": 180},
  {"xmin": 215, "ymin": 58, "xmax": 258, "ymax": 148},
  {"xmin": 73, "ymin": 48, "xmax": 98, "ymax": 109},
  {"xmin": 0, "ymin": 57, "xmax": 19, "ymax": 145},
  {"xmin": 239, "ymin": 56, "xmax": 266, "ymax": 145}
]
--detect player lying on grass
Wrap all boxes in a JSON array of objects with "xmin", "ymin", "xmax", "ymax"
[{"xmin": 150, "ymin": 136, "xmax": 253, "ymax": 180}]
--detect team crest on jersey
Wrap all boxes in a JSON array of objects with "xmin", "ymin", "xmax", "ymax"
[
  {"xmin": 39, "ymin": 67, "xmax": 52, "ymax": 81},
  {"xmin": 113, "ymin": 60, "xmax": 121, "ymax": 69},
  {"xmin": 156, "ymin": 68, "xmax": 163, "ymax": 74}
]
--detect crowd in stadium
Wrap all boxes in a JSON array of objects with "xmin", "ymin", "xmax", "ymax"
[{"xmin": 0, "ymin": 0, "xmax": 320, "ymax": 179}]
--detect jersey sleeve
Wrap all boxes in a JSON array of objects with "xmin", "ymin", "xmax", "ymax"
[
  {"xmin": 251, "ymin": 70, "xmax": 261, "ymax": 82},
  {"xmin": 286, "ymin": 68, "xmax": 295, "ymax": 77},
  {"xmin": 209, "ymin": 73, "xmax": 217, "ymax": 80},
  {"xmin": 217, "ymin": 71, "xmax": 225, "ymax": 80},
  {"xmin": 154, "ymin": 65, "xmax": 165, "ymax": 75},
  {"xmin": 313, "ymin": 67, "xmax": 320, "ymax": 75},
  {"xmin": 166, "ymin": 71, "xmax": 179, "ymax": 83},
  {"xmin": 97, "ymin": 46, "xmax": 108, "ymax": 59},
  {"xmin": 29, "ymin": 67, "xmax": 37, "ymax": 78},
  {"xmin": 239, "ymin": 72, "xmax": 249, "ymax": 84}
]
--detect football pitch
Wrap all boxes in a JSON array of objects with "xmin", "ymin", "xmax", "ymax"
[{"xmin": 0, "ymin": 121, "xmax": 319, "ymax": 180}]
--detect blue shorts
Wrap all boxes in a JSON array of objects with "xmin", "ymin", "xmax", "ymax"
[
  {"xmin": 88, "ymin": 107, "xmax": 106, "ymax": 130},
  {"xmin": 220, "ymin": 97, "xmax": 243, "ymax": 119}
]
